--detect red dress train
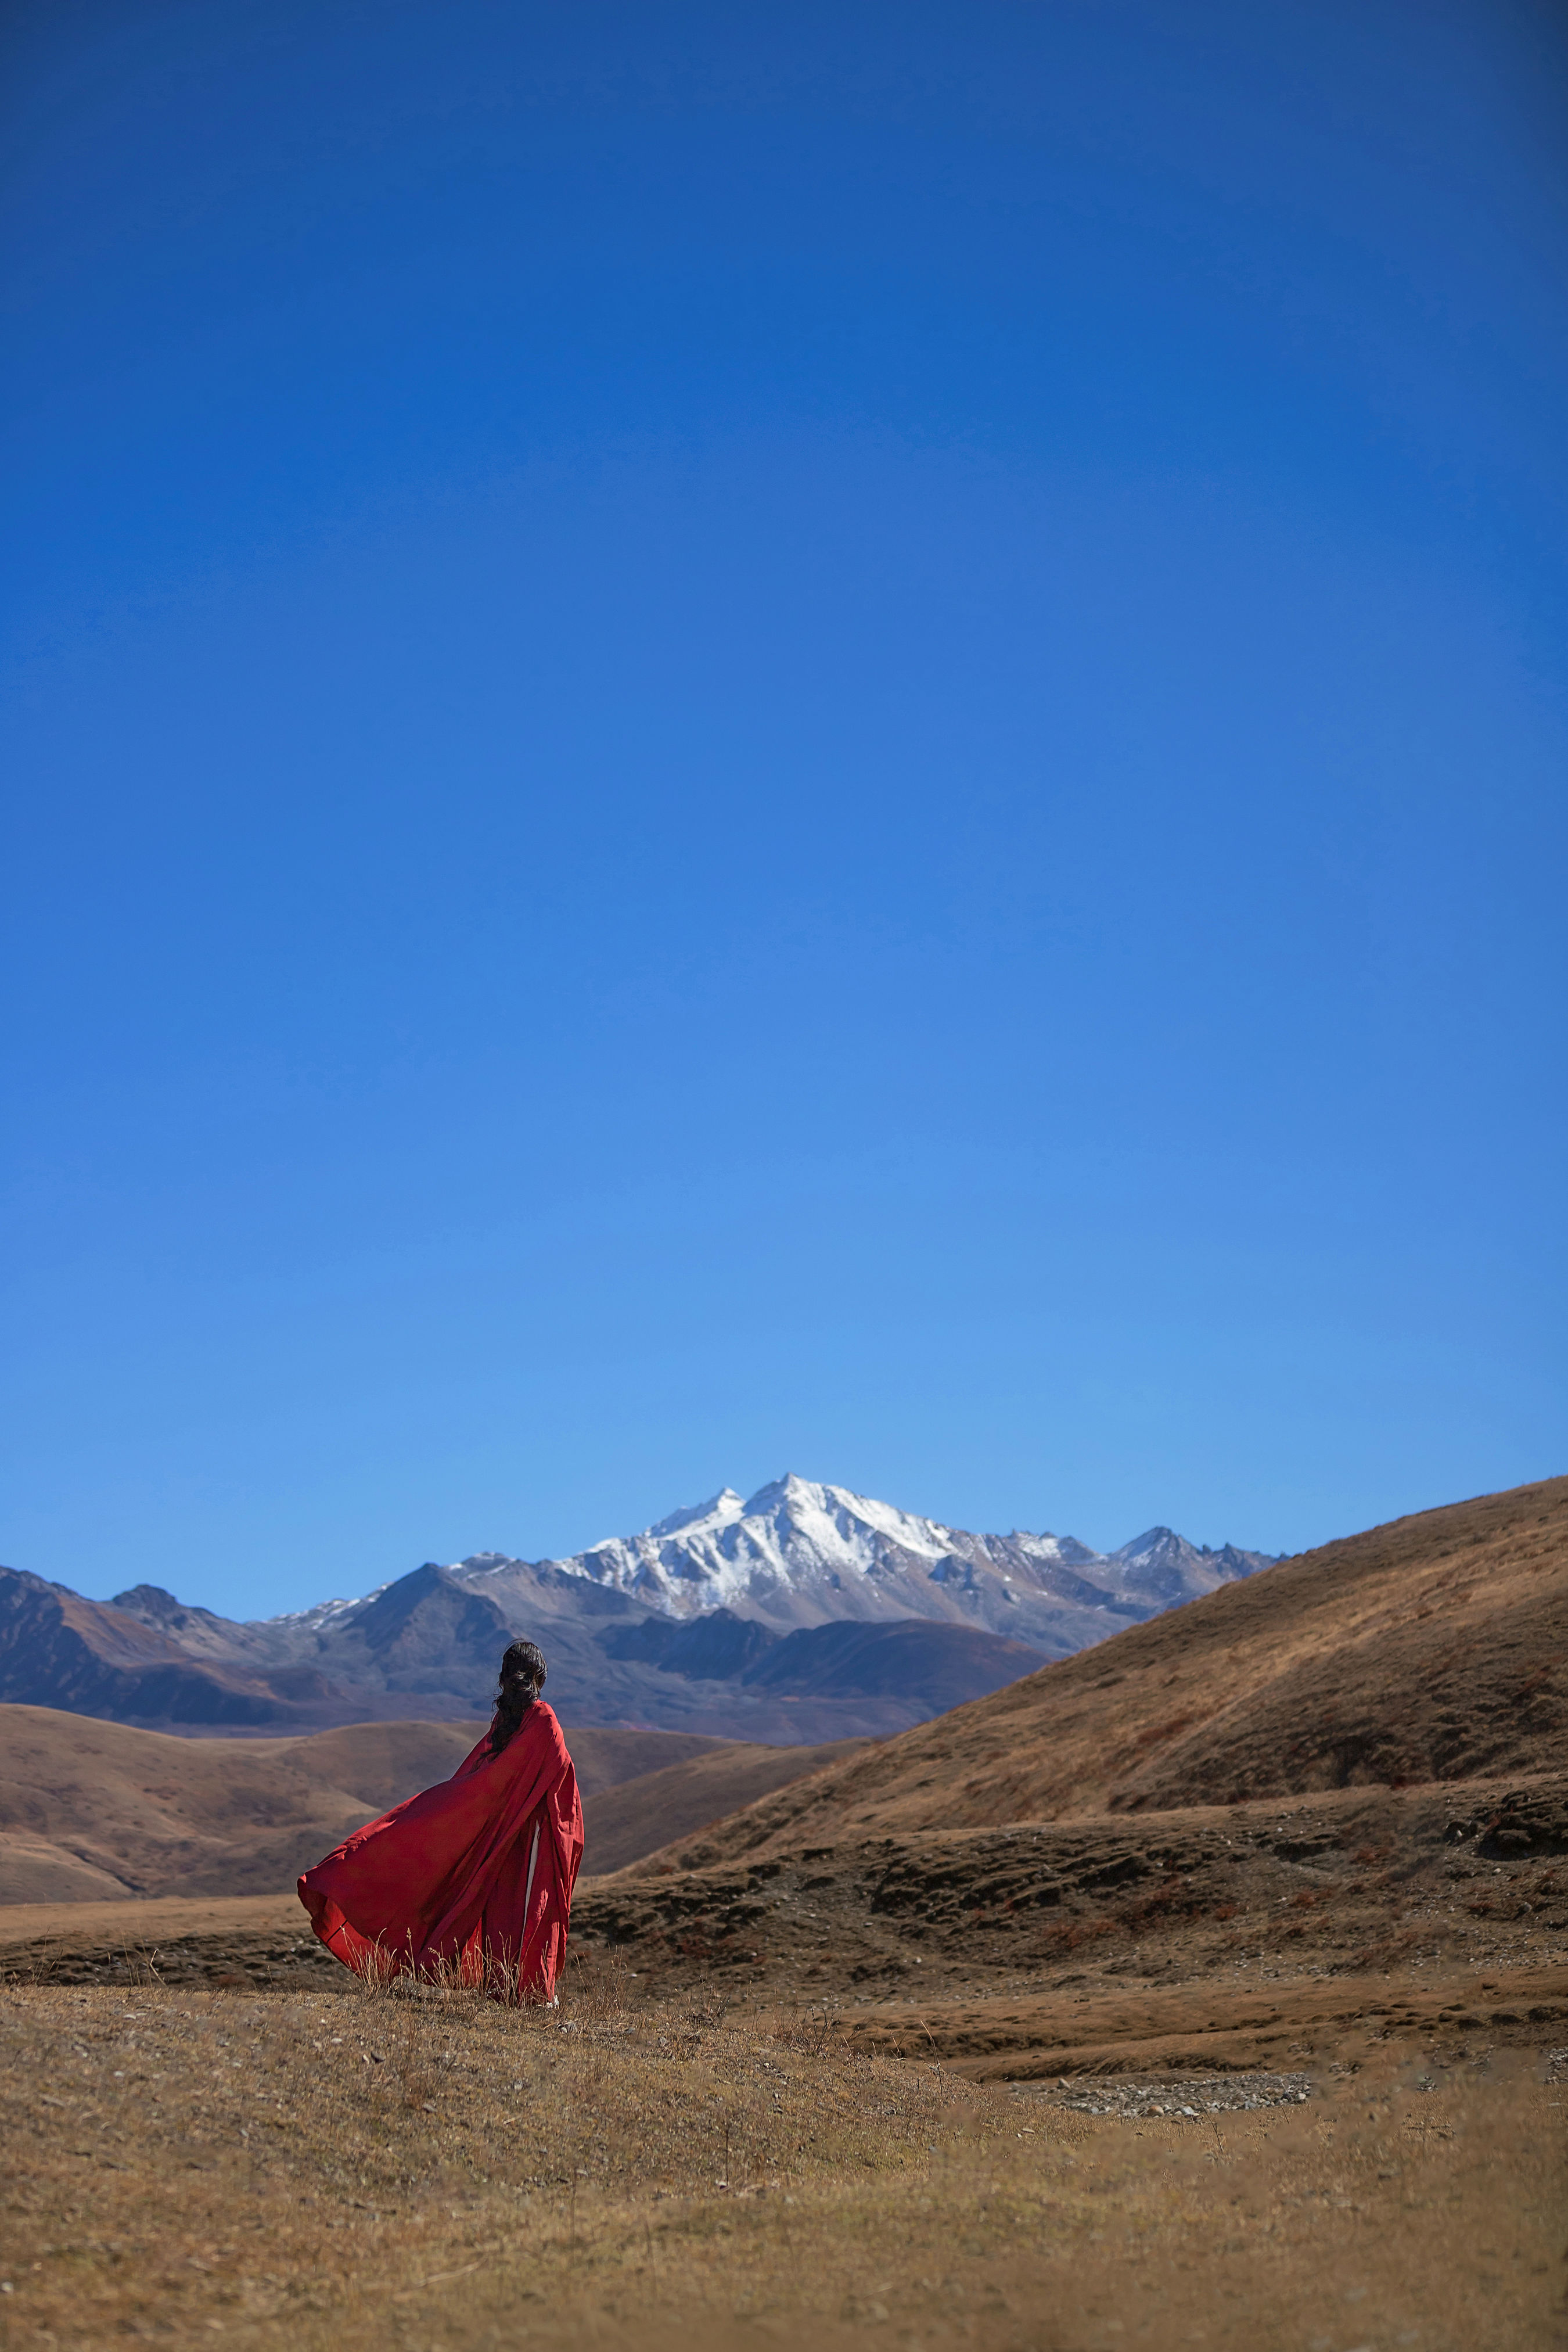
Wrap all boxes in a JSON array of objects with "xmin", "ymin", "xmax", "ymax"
[{"xmin": 298, "ymin": 1702, "xmax": 583, "ymax": 2000}]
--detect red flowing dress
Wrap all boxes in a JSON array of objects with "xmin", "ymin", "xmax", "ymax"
[{"xmin": 298, "ymin": 1702, "xmax": 583, "ymax": 2001}]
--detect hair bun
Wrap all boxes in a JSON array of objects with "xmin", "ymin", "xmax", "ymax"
[{"xmin": 490, "ymin": 1638, "xmax": 548, "ymax": 1753}]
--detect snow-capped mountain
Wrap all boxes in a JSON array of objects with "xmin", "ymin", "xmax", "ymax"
[
  {"xmin": 452, "ymin": 1473, "xmax": 1275, "ymax": 1653},
  {"xmin": 6, "ymin": 1476, "xmax": 1276, "ymax": 1741},
  {"xmin": 1099, "ymin": 1525, "xmax": 1279, "ymax": 1610}
]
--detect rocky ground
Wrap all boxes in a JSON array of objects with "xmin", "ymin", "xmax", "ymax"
[
  {"xmin": 564, "ymin": 1770, "xmax": 1568, "ymax": 2060},
  {"xmin": 1015, "ymin": 2070, "xmax": 1314, "ymax": 2117}
]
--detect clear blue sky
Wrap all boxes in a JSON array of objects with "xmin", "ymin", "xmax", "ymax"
[{"xmin": 4, "ymin": 1, "xmax": 1565, "ymax": 1617}]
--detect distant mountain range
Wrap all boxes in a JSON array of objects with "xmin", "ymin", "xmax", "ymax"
[{"xmin": 0, "ymin": 1475, "xmax": 1276, "ymax": 1741}]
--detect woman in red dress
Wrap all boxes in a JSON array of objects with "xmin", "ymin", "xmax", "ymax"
[{"xmin": 299, "ymin": 1640, "xmax": 583, "ymax": 2002}]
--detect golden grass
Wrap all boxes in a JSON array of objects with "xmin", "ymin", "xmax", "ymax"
[
  {"xmin": 1, "ymin": 1959, "xmax": 1562, "ymax": 2350},
  {"xmin": 635, "ymin": 1474, "xmax": 1568, "ymax": 1866}
]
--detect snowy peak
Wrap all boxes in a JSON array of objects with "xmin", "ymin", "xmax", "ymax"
[
  {"xmin": 647, "ymin": 1489, "xmax": 745, "ymax": 1540},
  {"xmin": 448, "ymin": 1477, "xmax": 1278, "ymax": 1650},
  {"xmin": 734, "ymin": 1474, "xmax": 955, "ymax": 1565},
  {"xmin": 1104, "ymin": 1526, "xmax": 1276, "ymax": 1607},
  {"xmin": 524, "ymin": 1473, "xmax": 998, "ymax": 1631}
]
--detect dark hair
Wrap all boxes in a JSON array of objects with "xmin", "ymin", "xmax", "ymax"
[{"xmin": 490, "ymin": 1640, "xmax": 546, "ymax": 1754}]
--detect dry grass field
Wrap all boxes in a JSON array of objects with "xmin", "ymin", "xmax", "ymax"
[
  {"xmin": 0, "ymin": 1963, "xmax": 1562, "ymax": 2352},
  {"xmin": 2, "ymin": 1783, "xmax": 1565, "ymax": 2350}
]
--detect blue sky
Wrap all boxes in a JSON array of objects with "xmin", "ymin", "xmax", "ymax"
[{"xmin": 4, "ymin": 0, "xmax": 1565, "ymax": 1615}]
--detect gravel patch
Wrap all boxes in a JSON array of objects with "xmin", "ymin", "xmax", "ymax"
[{"xmin": 1010, "ymin": 2071, "xmax": 1314, "ymax": 2118}]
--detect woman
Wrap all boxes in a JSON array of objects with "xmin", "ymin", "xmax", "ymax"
[{"xmin": 298, "ymin": 1640, "xmax": 583, "ymax": 2001}]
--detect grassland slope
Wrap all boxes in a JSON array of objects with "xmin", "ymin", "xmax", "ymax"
[
  {"xmin": 0, "ymin": 1708, "xmax": 865, "ymax": 1899},
  {"xmin": 582, "ymin": 1735, "xmax": 871, "ymax": 1873},
  {"xmin": 0, "ymin": 1711, "xmax": 483, "ymax": 1900},
  {"xmin": 622, "ymin": 1475, "xmax": 1568, "ymax": 1869}
]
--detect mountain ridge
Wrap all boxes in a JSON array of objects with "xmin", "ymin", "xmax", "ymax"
[
  {"xmin": 1, "ymin": 1475, "xmax": 1276, "ymax": 1740},
  {"xmin": 465, "ymin": 1474, "xmax": 1274, "ymax": 1642}
]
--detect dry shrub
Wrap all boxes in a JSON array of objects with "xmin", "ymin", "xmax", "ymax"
[
  {"xmin": 1342, "ymin": 1923, "xmax": 1424, "ymax": 1971},
  {"xmin": 1034, "ymin": 1915, "xmax": 1120, "ymax": 1958}
]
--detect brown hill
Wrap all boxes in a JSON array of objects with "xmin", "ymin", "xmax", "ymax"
[
  {"xmin": 0, "ymin": 1707, "xmax": 864, "ymax": 1901},
  {"xmin": 622, "ymin": 1474, "xmax": 1568, "ymax": 1873},
  {"xmin": 0, "ymin": 1710, "xmax": 481, "ymax": 1902},
  {"xmin": 581, "ymin": 1736, "xmax": 871, "ymax": 1873},
  {"xmin": 574, "ymin": 1762, "xmax": 1568, "ymax": 2014}
]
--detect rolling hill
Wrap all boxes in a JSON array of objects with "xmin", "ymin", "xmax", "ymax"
[
  {"xmin": 556, "ymin": 1474, "xmax": 1568, "ymax": 2079},
  {"xmin": 0, "ymin": 1706, "xmax": 868, "ymax": 1902},
  {"xmin": 8, "ymin": 1478, "xmax": 1562, "ymax": 2102},
  {"xmin": 618, "ymin": 1474, "xmax": 1568, "ymax": 1872},
  {"xmin": 581, "ymin": 1735, "xmax": 870, "ymax": 1874}
]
